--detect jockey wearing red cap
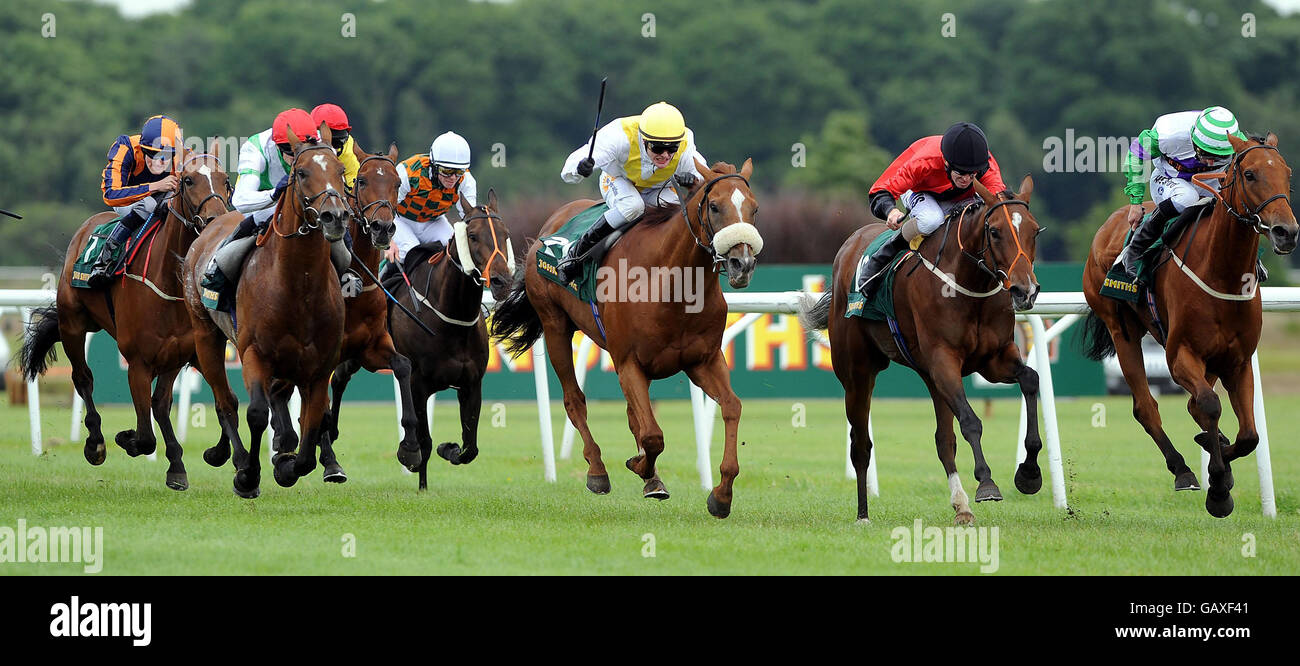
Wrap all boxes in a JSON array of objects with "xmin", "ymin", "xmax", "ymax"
[
  {"xmin": 86, "ymin": 115, "xmax": 184, "ymax": 287},
  {"xmin": 859, "ymin": 121, "xmax": 1009, "ymax": 300},
  {"xmin": 311, "ymin": 103, "xmax": 360, "ymax": 188}
]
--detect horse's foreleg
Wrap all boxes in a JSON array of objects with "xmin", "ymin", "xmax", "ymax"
[
  {"xmin": 438, "ymin": 381, "xmax": 482, "ymax": 466},
  {"xmin": 362, "ymin": 341, "xmax": 421, "ymax": 470},
  {"xmin": 1221, "ymin": 365, "xmax": 1259, "ymax": 464},
  {"xmin": 544, "ymin": 328, "xmax": 608, "ymax": 494},
  {"xmin": 927, "ymin": 389, "xmax": 973, "ymax": 525},
  {"xmin": 926, "ymin": 351, "xmax": 1001, "ymax": 505},
  {"xmin": 1113, "ymin": 325, "xmax": 1198, "ymax": 489},
  {"xmin": 317, "ymin": 358, "xmax": 359, "ymax": 484},
  {"xmin": 413, "ymin": 384, "xmax": 434, "ymax": 491},
  {"xmin": 616, "ymin": 362, "xmax": 669, "ymax": 502},
  {"xmin": 685, "ymin": 352, "xmax": 742, "ymax": 519},
  {"xmin": 625, "ymin": 404, "xmax": 668, "ymax": 500},
  {"xmin": 192, "ymin": 326, "xmax": 246, "ymax": 483},
  {"xmin": 980, "ymin": 343, "xmax": 1043, "ymax": 495},
  {"xmin": 151, "ymin": 367, "xmax": 188, "ymax": 491},
  {"xmin": 116, "ymin": 361, "xmax": 159, "ymax": 458},
  {"xmin": 1169, "ymin": 347, "xmax": 1232, "ymax": 517},
  {"xmin": 268, "ymin": 385, "xmax": 299, "ymax": 455},
  {"xmin": 282, "ymin": 379, "xmax": 327, "ymax": 483},
  {"xmin": 63, "ymin": 328, "xmax": 106, "ymax": 465}
]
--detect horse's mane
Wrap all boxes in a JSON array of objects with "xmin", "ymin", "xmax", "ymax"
[{"xmin": 640, "ymin": 161, "xmax": 741, "ymax": 226}]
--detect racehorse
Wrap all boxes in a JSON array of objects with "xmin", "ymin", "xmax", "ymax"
[
  {"xmin": 375, "ymin": 191, "xmax": 515, "ymax": 490},
  {"xmin": 182, "ymin": 125, "xmax": 351, "ymax": 498},
  {"xmin": 18, "ymin": 144, "xmax": 232, "ymax": 490},
  {"xmin": 1082, "ymin": 133, "xmax": 1296, "ymax": 518},
  {"xmin": 492, "ymin": 159, "xmax": 761, "ymax": 518},
  {"xmin": 799, "ymin": 176, "xmax": 1043, "ymax": 525}
]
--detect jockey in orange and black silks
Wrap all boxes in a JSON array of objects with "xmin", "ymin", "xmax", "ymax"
[{"xmin": 87, "ymin": 115, "xmax": 183, "ymax": 287}]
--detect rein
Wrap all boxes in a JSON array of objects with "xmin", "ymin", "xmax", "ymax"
[
  {"xmin": 1191, "ymin": 143, "xmax": 1289, "ymax": 235},
  {"xmin": 453, "ymin": 209, "xmax": 513, "ymax": 287},
  {"xmin": 269, "ymin": 144, "xmax": 347, "ymax": 238},
  {"xmin": 954, "ymin": 197, "xmax": 1033, "ymax": 291}
]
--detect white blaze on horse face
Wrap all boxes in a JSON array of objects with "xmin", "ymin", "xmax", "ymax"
[
  {"xmin": 730, "ymin": 188, "xmax": 748, "ymax": 223},
  {"xmin": 312, "ymin": 154, "xmax": 338, "ymax": 192},
  {"xmin": 197, "ymin": 164, "xmax": 214, "ymax": 194},
  {"xmin": 1011, "ymin": 211, "xmax": 1022, "ymax": 233}
]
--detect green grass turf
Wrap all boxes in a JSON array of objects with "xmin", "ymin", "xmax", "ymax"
[{"xmin": 0, "ymin": 395, "xmax": 1296, "ymax": 575}]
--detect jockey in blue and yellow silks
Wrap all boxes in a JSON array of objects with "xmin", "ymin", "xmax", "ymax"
[
  {"xmin": 87, "ymin": 115, "xmax": 183, "ymax": 287},
  {"xmin": 557, "ymin": 101, "xmax": 705, "ymax": 283}
]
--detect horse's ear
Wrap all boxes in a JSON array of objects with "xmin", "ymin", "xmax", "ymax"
[
  {"xmin": 1228, "ymin": 133, "xmax": 1250, "ymax": 153},
  {"xmin": 457, "ymin": 196, "xmax": 473, "ymax": 218},
  {"xmin": 971, "ymin": 178, "xmax": 997, "ymax": 207},
  {"xmin": 386, "ymin": 142, "xmax": 399, "ymax": 162},
  {"xmin": 1265, "ymin": 132, "xmax": 1279, "ymax": 148},
  {"xmin": 318, "ymin": 121, "xmax": 332, "ymax": 148},
  {"xmin": 487, "ymin": 188, "xmax": 499, "ymax": 211},
  {"xmin": 351, "ymin": 138, "xmax": 367, "ymax": 163},
  {"xmin": 286, "ymin": 125, "xmax": 302, "ymax": 153},
  {"xmin": 1017, "ymin": 173, "xmax": 1033, "ymax": 203},
  {"xmin": 694, "ymin": 158, "xmax": 716, "ymax": 182},
  {"xmin": 739, "ymin": 158, "xmax": 753, "ymax": 180},
  {"xmin": 207, "ymin": 137, "xmax": 220, "ymax": 159}
]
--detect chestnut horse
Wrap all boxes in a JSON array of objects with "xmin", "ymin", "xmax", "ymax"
[
  {"xmin": 379, "ymin": 192, "xmax": 515, "ymax": 489},
  {"xmin": 183, "ymin": 125, "xmax": 351, "ymax": 498},
  {"xmin": 799, "ymin": 176, "xmax": 1043, "ymax": 525},
  {"xmin": 492, "ymin": 159, "xmax": 760, "ymax": 518},
  {"xmin": 18, "ymin": 145, "xmax": 232, "ymax": 490},
  {"xmin": 1082, "ymin": 133, "xmax": 1296, "ymax": 517}
]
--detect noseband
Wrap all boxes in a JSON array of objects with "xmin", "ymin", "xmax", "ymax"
[
  {"xmin": 684, "ymin": 173, "xmax": 751, "ymax": 274},
  {"xmin": 956, "ymin": 197, "xmax": 1034, "ymax": 290},
  {"xmin": 1192, "ymin": 143, "xmax": 1290, "ymax": 234}
]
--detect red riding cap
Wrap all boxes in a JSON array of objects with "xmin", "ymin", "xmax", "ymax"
[
  {"xmin": 311, "ymin": 103, "xmax": 351, "ymax": 131},
  {"xmin": 271, "ymin": 108, "xmax": 319, "ymax": 145}
]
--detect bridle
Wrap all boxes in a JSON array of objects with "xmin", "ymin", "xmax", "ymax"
[
  {"xmin": 684, "ymin": 173, "xmax": 750, "ymax": 274},
  {"xmin": 272, "ymin": 143, "xmax": 350, "ymax": 237},
  {"xmin": 955, "ymin": 197, "xmax": 1036, "ymax": 290},
  {"xmin": 451, "ymin": 207, "xmax": 514, "ymax": 287},
  {"xmin": 350, "ymin": 153, "xmax": 398, "ymax": 244},
  {"xmin": 167, "ymin": 153, "xmax": 233, "ymax": 234},
  {"xmin": 1192, "ymin": 142, "xmax": 1290, "ymax": 234}
]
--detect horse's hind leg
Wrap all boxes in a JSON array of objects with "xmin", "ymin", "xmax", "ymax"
[
  {"xmin": 927, "ymin": 392, "xmax": 974, "ymax": 525},
  {"xmin": 63, "ymin": 328, "xmax": 106, "ymax": 465},
  {"xmin": 151, "ymin": 367, "xmax": 188, "ymax": 491},
  {"xmin": 369, "ymin": 345, "xmax": 422, "ymax": 471},
  {"xmin": 438, "ymin": 381, "xmax": 482, "ymax": 465},
  {"xmin": 192, "ymin": 326, "xmax": 251, "ymax": 495},
  {"xmin": 1168, "ymin": 347, "xmax": 1232, "ymax": 517},
  {"xmin": 685, "ymin": 351, "xmax": 743, "ymax": 519},
  {"xmin": 1111, "ymin": 318, "xmax": 1198, "ymax": 490},
  {"xmin": 844, "ymin": 372, "xmax": 879, "ymax": 523},
  {"xmin": 413, "ymin": 384, "xmax": 434, "ymax": 491},
  {"xmin": 1220, "ymin": 366, "xmax": 1258, "ymax": 465},
  {"xmin": 117, "ymin": 362, "xmax": 159, "ymax": 458},
  {"xmin": 980, "ymin": 343, "xmax": 1044, "ymax": 495},
  {"xmin": 624, "ymin": 403, "xmax": 668, "ymax": 500},
  {"xmin": 543, "ymin": 328, "xmax": 609, "ymax": 494},
  {"xmin": 318, "ymin": 358, "xmax": 359, "ymax": 483}
]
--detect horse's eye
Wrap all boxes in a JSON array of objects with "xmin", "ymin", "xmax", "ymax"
[
  {"xmin": 469, "ymin": 234, "xmax": 478, "ymax": 241},
  {"xmin": 1244, "ymin": 170, "xmax": 1256, "ymax": 182},
  {"xmin": 183, "ymin": 177, "xmax": 194, "ymax": 186},
  {"xmin": 990, "ymin": 228, "xmax": 1001, "ymax": 239},
  {"xmin": 709, "ymin": 203, "xmax": 719, "ymax": 213},
  {"xmin": 356, "ymin": 178, "xmax": 366, "ymax": 188},
  {"xmin": 296, "ymin": 169, "xmax": 307, "ymax": 179}
]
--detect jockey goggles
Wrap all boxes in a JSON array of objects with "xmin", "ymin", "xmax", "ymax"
[
  {"xmin": 143, "ymin": 147, "xmax": 175, "ymax": 162},
  {"xmin": 435, "ymin": 165, "xmax": 466, "ymax": 178},
  {"xmin": 645, "ymin": 140, "xmax": 680, "ymax": 156},
  {"xmin": 329, "ymin": 130, "xmax": 349, "ymax": 152}
]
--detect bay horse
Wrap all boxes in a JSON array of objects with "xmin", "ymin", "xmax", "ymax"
[
  {"xmin": 375, "ymin": 191, "xmax": 515, "ymax": 490},
  {"xmin": 18, "ymin": 144, "xmax": 232, "ymax": 490},
  {"xmin": 799, "ymin": 176, "xmax": 1043, "ymax": 525},
  {"xmin": 182, "ymin": 125, "xmax": 351, "ymax": 498},
  {"xmin": 1082, "ymin": 133, "xmax": 1296, "ymax": 518},
  {"xmin": 492, "ymin": 159, "xmax": 760, "ymax": 518}
]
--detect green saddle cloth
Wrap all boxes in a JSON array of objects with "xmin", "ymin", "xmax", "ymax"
[
  {"xmin": 70, "ymin": 219, "xmax": 125, "ymax": 289},
  {"xmin": 1100, "ymin": 209, "xmax": 1187, "ymax": 302},
  {"xmin": 535, "ymin": 203, "xmax": 610, "ymax": 302},
  {"xmin": 845, "ymin": 229, "xmax": 910, "ymax": 321}
]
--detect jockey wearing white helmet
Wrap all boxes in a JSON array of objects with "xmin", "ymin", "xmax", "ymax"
[{"xmin": 386, "ymin": 131, "xmax": 478, "ymax": 265}]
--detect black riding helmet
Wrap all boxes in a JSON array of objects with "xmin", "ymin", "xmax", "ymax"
[{"xmin": 940, "ymin": 122, "xmax": 990, "ymax": 174}]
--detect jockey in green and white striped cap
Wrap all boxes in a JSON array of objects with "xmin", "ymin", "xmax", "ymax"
[{"xmin": 1191, "ymin": 106, "xmax": 1241, "ymax": 157}]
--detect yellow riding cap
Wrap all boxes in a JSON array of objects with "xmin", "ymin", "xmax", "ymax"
[{"xmin": 638, "ymin": 102, "xmax": 686, "ymax": 143}]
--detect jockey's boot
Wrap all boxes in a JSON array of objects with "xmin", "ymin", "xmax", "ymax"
[
  {"xmin": 86, "ymin": 209, "xmax": 146, "ymax": 289},
  {"xmin": 858, "ymin": 231, "xmax": 910, "ymax": 302},
  {"xmin": 1117, "ymin": 200, "xmax": 1178, "ymax": 283},
  {"xmin": 200, "ymin": 215, "xmax": 260, "ymax": 292},
  {"xmin": 557, "ymin": 218, "xmax": 616, "ymax": 284}
]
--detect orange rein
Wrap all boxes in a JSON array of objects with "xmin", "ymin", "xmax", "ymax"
[{"xmin": 955, "ymin": 199, "xmax": 1031, "ymax": 289}]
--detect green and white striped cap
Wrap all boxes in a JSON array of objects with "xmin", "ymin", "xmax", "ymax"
[{"xmin": 1191, "ymin": 106, "xmax": 1241, "ymax": 156}]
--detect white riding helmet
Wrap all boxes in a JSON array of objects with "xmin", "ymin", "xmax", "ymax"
[{"xmin": 429, "ymin": 131, "xmax": 471, "ymax": 170}]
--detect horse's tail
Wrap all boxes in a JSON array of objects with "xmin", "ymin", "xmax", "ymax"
[
  {"xmin": 17, "ymin": 305, "xmax": 61, "ymax": 381},
  {"xmin": 797, "ymin": 289, "xmax": 833, "ymax": 333},
  {"xmin": 490, "ymin": 267, "xmax": 544, "ymax": 357},
  {"xmin": 1080, "ymin": 309, "xmax": 1116, "ymax": 361}
]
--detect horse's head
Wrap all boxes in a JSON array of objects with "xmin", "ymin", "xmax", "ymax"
[
  {"xmin": 689, "ymin": 158, "xmax": 762, "ymax": 289},
  {"xmin": 350, "ymin": 141, "xmax": 401, "ymax": 249},
  {"xmin": 454, "ymin": 189, "xmax": 515, "ymax": 301},
  {"xmin": 972, "ymin": 175, "xmax": 1041, "ymax": 311},
  {"xmin": 1225, "ymin": 133, "xmax": 1296, "ymax": 254},
  {"xmin": 174, "ymin": 139, "xmax": 233, "ymax": 233},
  {"xmin": 286, "ymin": 122, "xmax": 351, "ymax": 242}
]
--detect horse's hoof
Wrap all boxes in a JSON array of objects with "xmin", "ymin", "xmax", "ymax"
[
  {"xmin": 856, "ymin": 517, "xmax": 871, "ymax": 525},
  {"xmin": 1014, "ymin": 464, "xmax": 1042, "ymax": 495},
  {"xmin": 1174, "ymin": 471, "xmax": 1201, "ymax": 491},
  {"xmin": 954, "ymin": 510, "xmax": 976, "ymax": 526},
  {"xmin": 115, "ymin": 430, "xmax": 139, "ymax": 456},
  {"xmin": 272, "ymin": 455, "xmax": 299, "ymax": 488},
  {"xmin": 437, "ymin": 442, "xmax": 461, "ymax": 464},
  {"xmin": 84, "ymin": 442, "xmax": 106, "ymax": 466},
  {"xmin": 706, "ymin": 491, "xmax": 731, "ymax": 519},
  {"xmin": 642, "ymin": 478, "xmax": 670, "ymax": 501},
  {"xmin": 1195, "ymin": 431, "xmax": 1230, "ymax": 455},
  {"xmin": 396, "ymin": 444, "xmax": 422, "ymax": 471},
  {"xmin": 586, "ymin": 474, "xmax": 611, "ymax": 495},
  {"xmin": 233, "ymin": 471, "xmax": 260, "ymax": 499},
  {"xmin": 322, "ymin": 464, "xmax": 347, "ymax": 484},
  {"xmin": 232, "ymin": 481, "xmax": 260, "ymax": 500},
  {"xmin": 455, "ymin": 447, "xmax": 478, "ymax": 465},
  {"xmin": 974, "ymin": 480, "xmax": 1003, "ymax": 502},
  {"xmin": 203, "ymin": 445, "xmax": 231, "ymax": 468},
  {"xmin": 1206, "ymin": 492, "xmax": 1234, "ymax": 518},
  {"xmin": 165, "ymin": 472, "xmax": 188, "ymax": 491}
]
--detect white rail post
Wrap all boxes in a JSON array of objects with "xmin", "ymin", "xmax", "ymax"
[
  {"xmin": 843, "ymin": 416, "xmax": 879, "ymax": 496},
  {"xmin": 175, "ymin": 368, "xmax": 193, "ymax": 444},
  {"xmin": 22, "ymin": 307, "xmax": 42, "ymax": 455},
  {"xmin": 1028, "ymin": 315, "xmax": 1068, "ymax": 508},
  {"xmin": 690, "ymin": 382, "xmax": 714, "ymax": 491},
  {"xmin": 532, "ymin": 341, "xmax": 557, "ymax": 482},
  {"xmin": 1250, "ymin": 352, "xmax": 1277, "ymax": 518}
]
